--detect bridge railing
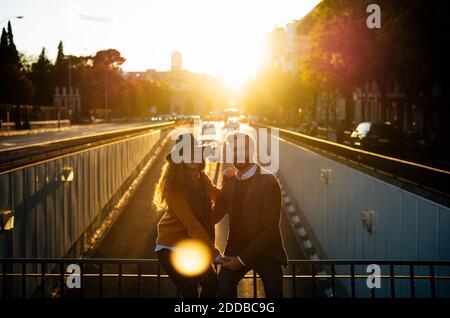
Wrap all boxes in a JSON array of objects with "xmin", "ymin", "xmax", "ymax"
[
  {"xmin": 251, "ymin": 122, "xmax": 450, "ymax": 204},
  {"xmin": 0, "ymin": 121, "xmax": 175, "ymax": 174},
  {"xmin": 1, "ymin": 258, "xmax": 449, "ymax": 299}
]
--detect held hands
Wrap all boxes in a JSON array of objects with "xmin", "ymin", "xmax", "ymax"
[
  {"xmin": 222, "ymin": 167, "xmax": 236, "ymax": 181},
  {"xmin": 216, "ymin": 256, "xmax": 244, "ymax": 271},
  {"xmin": 212, "ymin": 246, "xmax": 244, "ymax": 271}
]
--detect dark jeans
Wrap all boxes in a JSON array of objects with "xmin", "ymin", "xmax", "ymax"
[
  {"xmin": 218, "ymin": 258, "xmax": 283, "ymax": 298},
  {"xmin": 157, "ymin": 249, "xmax": 218, "ymax": 298}
]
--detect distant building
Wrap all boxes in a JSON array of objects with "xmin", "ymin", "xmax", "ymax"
[
  {"xmin": 171, "ymin": 51, "xmax": 183, "ymax": 72},
  {"xmin": 264, "ymin": 18, "xmax": 311, "ymax": 74},
  {"xmin": 53, "ymin": 86, "xmax": 81, "ymax": 123},
  {"xmin": 125, "ymin": 52, "xmax": 227, "ymax": 115}
]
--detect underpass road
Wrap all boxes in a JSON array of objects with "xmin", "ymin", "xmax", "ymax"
[{"xmin": 78, "ymin": 126, "xmax": 313, "ymax": 298}]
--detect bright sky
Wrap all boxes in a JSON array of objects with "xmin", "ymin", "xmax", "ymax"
[{"xmin": 1, "ymin": 0, "xmax": 320, "ymax": 88}]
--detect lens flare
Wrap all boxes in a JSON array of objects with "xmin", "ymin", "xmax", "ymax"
[{"xmin": 170, "ymin": 239, "xmax": 211, "ymax": 277}]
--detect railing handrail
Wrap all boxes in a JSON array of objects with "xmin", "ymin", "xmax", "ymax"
[
  {"xmin": 252, "ymin": 122, "xmax": 450, "ymax": 175},
  {"xmin": 2, "ymin": 258, "xmax": 450, "ymax": 266},
  {"xmin": 2, "ymin": 258, "xmax": 449, "ymax": 298}
]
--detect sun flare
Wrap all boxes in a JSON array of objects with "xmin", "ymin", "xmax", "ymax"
[{"xmin": 170, "ymin": 239, "xmax": 212, "ymax": 277}]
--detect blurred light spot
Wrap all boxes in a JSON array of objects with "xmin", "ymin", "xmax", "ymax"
[{"xmin": 170, "ymin": 239, "xmax": 211, "ymax": 277}]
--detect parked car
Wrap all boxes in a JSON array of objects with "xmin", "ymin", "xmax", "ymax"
[{"xmin": 350, "ymin": 122, "xmax": 401, "ymax": 154}]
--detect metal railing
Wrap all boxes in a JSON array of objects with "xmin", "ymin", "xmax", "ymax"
[
  {"xmin": 1, "ymin": 259, "xmax": 449, "ymax": 299},
  {"xmin": 251, "ymin": 122, "xmax": 450, "ymax": 205}
]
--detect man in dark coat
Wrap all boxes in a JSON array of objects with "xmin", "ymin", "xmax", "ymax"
[{"xmin": 214, "ymin": 131, "xmax": 288, "ymax": 298}]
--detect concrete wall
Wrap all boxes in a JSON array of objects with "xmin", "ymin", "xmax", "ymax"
[
  {"xmin": 276, "ymin": 137, "xmax": 450, "ymax": 297},
  {"xmin": 0, "ymin": 129, "xmax": 160, "ymax": 260}
]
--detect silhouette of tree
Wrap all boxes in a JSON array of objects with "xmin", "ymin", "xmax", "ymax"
[
  {"xmin": 6, "ymin": 21, "xmax": 21, "ymax": 67},
  {"xmin": 29, "ymin": 48, "xmax": 54, "ymax": 105},
  {"xmin": 0, "ymin": 64, "xmax": 34, "ymax": 105},
  {"xmin": 93, "ymin": 49, "xmax": 126, "ymax": 68},
  {"xmin": 0, "ymin": 22, "xmax": 34, "ymax": 107},
  {"xmin": 55, "ymin": 40, "xmax": 65, "ymax": 67},
  {"xmin": 54, "ymin": 40, "xmax": 68, "ymax": 87},
  {"xmin": 0, "ymin": 28, "xmax": 8, "ymax": 65}
]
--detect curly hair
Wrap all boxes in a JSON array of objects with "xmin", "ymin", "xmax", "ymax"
[{"xmin": 153, "ymin": 161, "xmax": 206, "ymax": 212}]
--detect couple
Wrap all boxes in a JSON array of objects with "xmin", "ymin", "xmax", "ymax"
[{"xmin": 154, "ymin": 131, "xmax": 287, "ymax": 298}]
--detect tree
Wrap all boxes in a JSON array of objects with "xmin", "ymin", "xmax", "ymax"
[
  {"xmin": 93, "ymin": 49, "xmax": 126, "ymax": 69},
  {"xmin": 29, "ymin": 48, "xmax": 54, "ymax": 105},
  {"xmin": 54, "ymin": 40, "xmax": 68, "ymax": 87},
  {"xmin": 90, "ymin": 49, "xmax": 127, "ymax": 117},
  {"xmin": 0, "ymin": 28, "xmax": 8, "ymax": 65},
  {"xmin": 6, "ymin": 21, "xmax": 21, "ymax": 67},
  {"xmin": 55, "ymin": 40, "xmax": 65, "ymax": 67},
  {"xmin": 305, "ymin": 0, "xmax": 376, "ymax": 127},
  {"xmin": 0, "ymin": 64, "xmax": 34, "ymax": 105},
  {"xmin": 0, "ymin": 22, "xmax": 34, "ymax": 107}
]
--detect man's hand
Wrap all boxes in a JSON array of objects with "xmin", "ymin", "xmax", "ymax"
[
  {"xmin": 213, "ymin": 255, "xmax": 226, "ymax": 265},
  {"xmin": 221, "ymin": 256, "xmax": 244, "ymax": 271},
  {"xmin": 223, "ymin": 167, "xmax": 236, "ymax": 181}
]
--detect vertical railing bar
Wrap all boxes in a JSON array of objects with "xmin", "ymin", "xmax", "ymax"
[
  {"xmin": 311, "ymin": 264, "xmax": 316, "ymax": 297},
  {"xmin": 292, "ymin": 264, "xmax": 296, "ymax": 298},
  {"xmin": 350, "ymin": 264, "xmax": 355, "ymax": 298},
  {"xmin": 21, "ymin": 260, "xmax": 26, "ymax": 299},
  {"xmin": 157, "ymin": 262, "xmax": 161, "ymax": 298},
  {"xmin": 370, "ymin": 263, "xmax": 376, "ymax": 298},
  {"xmin": 60, "ymin": 262, "xmax": 65, "ymax": 298},
  {"xmin": 41, "ymin": 262, "xmax": 46, "ymax": 299},
  {"xmin": 390, "ymin": 264, "xmax": 395, "ymax": 299},
  {"xmin": 80, "ymin": 263, "xmax": 84, "ymax": 298},
  {"xmin": 118, "ymin": 263, "xmax": 122, "ymax": 298},
  {"xmin": 138, "ymin": 263, "xmax": 142, "ymax": 298},
  {"xmin": 3, "ymin": 260, "xmax": 7, "ymax": 299},
  {"xmin": 409, "ymin": 264, "xmax": 415, "ymax": 299},
  {"xmin": 99, "ymin": 264, "xmax": 103, "ymax": 298},
  {"xmin": 331, "ymin": 264, "xmax": 336, "ymax": 298},
  {"xmin": 253, "ymin": 270, "xmax": 257, "ymax": 298},
  {"xmin": 429, "ymin": 265, "xmax": 436, "ymax": 299}
]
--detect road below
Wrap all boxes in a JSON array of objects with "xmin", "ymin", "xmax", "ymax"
[{"xmin": 73, "ymin": 134, "xmax": 314, "ymax": 298}]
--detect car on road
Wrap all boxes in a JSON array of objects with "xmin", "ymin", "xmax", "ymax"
[
  {"xmin": 224, "ymin": 116, "xmax": 240, "ymax": 130},
  {"xmin": 350, "ymin": 122, "xmax": 401, "ymax": 154}
]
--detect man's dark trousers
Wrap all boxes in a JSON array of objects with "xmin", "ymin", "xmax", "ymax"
[{"xmin": 218, "ymin": 257, "xmax": 283, "ymax": 298}]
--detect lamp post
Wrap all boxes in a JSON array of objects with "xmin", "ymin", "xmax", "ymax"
[
  {"xmin": 68, "ymin": 56, "xmax": 72, "ymax": 126},
  {"xmin": 105, "ymin": 67, "xmax": 108, "ymax": 122}
]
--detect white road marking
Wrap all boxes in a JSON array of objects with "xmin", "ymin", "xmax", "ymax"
[
  {"xmin": 303, "ymin": 240, "xmax": 312, "ymax": 249},
  {"xmin": 286, "ymin": 205, "xmax": 296, "ymax": 214}
]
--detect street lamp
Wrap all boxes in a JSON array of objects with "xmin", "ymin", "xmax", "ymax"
[{"xmin": 0, "ymin": 16, "xmax": 24, "ymax": 26}]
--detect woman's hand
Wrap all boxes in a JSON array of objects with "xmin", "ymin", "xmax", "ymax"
[{"xmin": 212, "ymin": 247, "xmax": 225, "ymax": 264}]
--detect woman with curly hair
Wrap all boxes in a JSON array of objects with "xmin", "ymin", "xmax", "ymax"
[{"xmin": 154, "ymin": 132, "xmax": 222, "ymax": 298}]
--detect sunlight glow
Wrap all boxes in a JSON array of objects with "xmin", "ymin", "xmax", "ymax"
[
  {"xmin": 5, "ymin": 0, "xmax": 321, "ymax": 91},
  {"xmin": 170, "ymin": 239, "xmax": 211, "ymax": 276}
]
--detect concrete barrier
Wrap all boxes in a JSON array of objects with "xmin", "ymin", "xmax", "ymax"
[{"xmin": 0, "ymin": 129, "xmax": 161, "ymax": 261}]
